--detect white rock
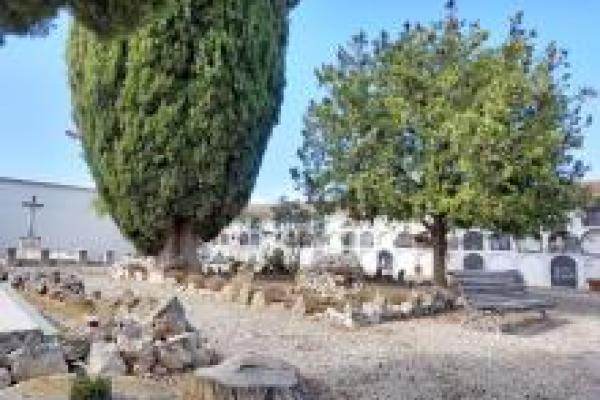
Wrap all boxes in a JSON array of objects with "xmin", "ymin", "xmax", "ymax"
[
  {"xmin": 123, "ymin": 338, "xmax": 156, "ymax": 375},
  {"xmin": 361, "ymin": 302, "xmax": 383, "ymax": 324},
  {"xmin": 87, "ymin": 342, "xmax": 127, "ymax": 377},
  {"xmin": 156, "ymin": 337, "xmax": 193, "ymax": 372},
  {"xmin": 115, "ymin": 315, "xmax": 143, "ymax": 340},
  {"xmin": 325, "ymin": 307, "xmax": 356, "ymax": 328},
  {"xmin": 291, "ymin": 296, "xmax": 306, "ymax": 318},
  {"xmin": 237, "ymin": 283, "xmax": 251, "ymax": 306},
  {"xmin": 146, "ymin": 296, "xmax": 192, "ymax": 340},
  {"xmin": 0, "ymin": 367, "xmax": 10, "ymax": 389},
  {"xmin": 251, "ymin": 291, "xmax": 266, "ymax": 309},
  {"xmin": 399, "ymin": 301, "xmax": 415, "ymax": 317},
  {"xmin": 185, "ymin": 353, "xmax": 306, "ymax": 399},
  {"xmin": 220, "ymin": 284, "xmax": 236, "ymax": 302}
]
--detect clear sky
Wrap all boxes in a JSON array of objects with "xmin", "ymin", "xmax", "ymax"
[{"xmin": 0, "ymin": 0, "xmax": 598, "ymax": 203}]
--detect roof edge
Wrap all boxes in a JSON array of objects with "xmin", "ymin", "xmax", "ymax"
[{"xmin": 0, "ymin": 176, "xmax": 96, "ymax": 192}]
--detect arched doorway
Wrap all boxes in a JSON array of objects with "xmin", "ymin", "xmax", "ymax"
[
  {"xmin": 463, "ymin": 253, "xmax": 484, "ymax": 270},
  {"xmin": 550, "ymin": 256, "xmax": 577, "ymax": 288},
  {"xmin": 377, "ymin": 250, "xmax": 393, "ymax": 274}
]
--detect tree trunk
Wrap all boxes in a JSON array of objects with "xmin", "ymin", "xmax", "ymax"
[
  {"xmin": 158, "ymin": 222, "xmax": 199, "ymax": 272},
  {"xmin": 430, "ymin": 215, "xmax": 448, "ymax": 287}
]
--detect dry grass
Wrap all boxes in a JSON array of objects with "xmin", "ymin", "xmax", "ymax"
[
  {"xmin": 253, "ymin": 281, "xmax": 291, "ymax": 304},
  {"xmin": 20, "ymin": 290, "xmax": 94, "ymax": 329},
  {"xmin": 186, "ymin": 274, "xmax": 206, "ymax": 289},
  {"xmin": 5, "ymin": 375, "xmax": 180, "ymax": 400},
  {"xmin": 354, "ymin": 283, "xmax": 412, "ymax": 305},
  {"xmin": 204, "ymin": 276, "xmax": 227, "ymax": 292}
]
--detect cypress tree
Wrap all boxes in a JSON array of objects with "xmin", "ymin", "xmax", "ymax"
[
  {"xmin": 0, "ymin": 0, "xmax": 170, "ymax": 43},
  {"xmin": 68, "ymin": 0, "xmax": 297, "ymax": 269}
]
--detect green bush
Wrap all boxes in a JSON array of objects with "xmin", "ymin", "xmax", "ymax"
[
  {"xmin": 264, "ymin": 248, "xmax": 285, "ymax": 274},
  {"xmin": 70, "ymin": 375, "xmax": 112, "ymax": 400}
]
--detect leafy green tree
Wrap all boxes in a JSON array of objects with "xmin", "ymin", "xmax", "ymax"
[
  {"xmin": 292, "ymin": 3, "xmax": 595, "ymax": 286},
  {"xmin": 0, "ymin": 0, "xmax": 170, "ymax": 44},
  {"xmin": 68, "ymin": 0, "xmax": 298, "ymax": 269}
]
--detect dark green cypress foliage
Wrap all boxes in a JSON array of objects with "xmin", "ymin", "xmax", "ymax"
[
  {"xmin": 68, "ymin": 0, "xmax": 296, "ymax": 263},
  {"xmin": 0, "ymin": 0, "xmax": 170, "ymax": 43}
]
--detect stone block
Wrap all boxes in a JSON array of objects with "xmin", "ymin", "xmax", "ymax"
[
  {"xmin": 87, "ymin": 341, "xmax": 127, "ymax": 377},
  {"xmin": 9, "ymin": 342, "xmax": 68, "ymax": 383},
  {"xmin": 237, "ymin": 283, "xmax": 251, "ymax": 306},
  {"xmin": 251, "ymin": 291, "xmax": 266, "ymax": 309},
  {"xmin": 291, "ymin": 296, "xmax": 306, "ymax": 318},
  {"xmin": 0, "ymin": 367, "xmax": 10, "ymax": 389},
  {"xmin": 146, "ymin": 296, "xmax": 192, "ymax": 340},
  {"xmin": 182, "ymin": 353, "xmax": 307, "ymax": 400}
]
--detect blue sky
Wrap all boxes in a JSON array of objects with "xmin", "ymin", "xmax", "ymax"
[{"xmin": 0, "ymin": 0, "xmax": 598, "ymax": 203}]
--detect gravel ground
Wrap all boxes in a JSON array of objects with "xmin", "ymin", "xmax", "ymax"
[{"xmin": 80, "ymin": 277, "xmax": 600, "ymax": 400}]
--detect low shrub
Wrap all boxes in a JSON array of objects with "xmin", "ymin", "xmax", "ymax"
[{"xmin": 70, "ymin": 375, "xmax": 112, "ymax": 400}]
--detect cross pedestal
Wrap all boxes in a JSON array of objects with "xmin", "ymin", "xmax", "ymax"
[
  {"xmin": 18, "ymin": 196, "xmax": 44, "ymax": 261},
  {"xmin": 17, "ymin": 237, "xmax": 42, "ymax": 261}
]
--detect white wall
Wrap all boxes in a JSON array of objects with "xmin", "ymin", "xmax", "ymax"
[{"xmin": 0, "ymin": 178, "xmax": 134, "ymax": 261}]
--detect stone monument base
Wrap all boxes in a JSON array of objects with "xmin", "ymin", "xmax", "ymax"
[{"xmin": 17, "ymin": 237, "xmax": 42, "ymax": 261}]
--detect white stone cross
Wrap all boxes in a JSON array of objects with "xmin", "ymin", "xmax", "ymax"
[{"xmin": 21, "ymin": 195, "xmax": 44, "ymax": 238}]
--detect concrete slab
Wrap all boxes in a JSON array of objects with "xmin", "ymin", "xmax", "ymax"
[{"xmin": 0, "ymin": 284, "xmax": 57, "ymax": 335}]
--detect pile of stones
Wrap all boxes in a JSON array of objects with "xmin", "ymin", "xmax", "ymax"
[
  {"xmin": 218, "ymin": 270, "xmax": 255, "ymax": 305},
  {"xmin": 0, "ymin": 330, "xmax": 68, "ymax": 389},
  {"xmin": 87, "ymin": 296, "xmax": 216, "ymax": 377},
  {"xmin": 10, "ymin": 271, "xmax": 86, "ymax": 302},
  {"xmin": 111, "ymin": 257, "xmax": 159, "ymax": 282},
  {"xmin": 322, "ymin": 287, "xmax": 458, "ymax": 328},
  {"xmin": 296, "ymin": 269, "xmax": 363, "ymax": 301}
]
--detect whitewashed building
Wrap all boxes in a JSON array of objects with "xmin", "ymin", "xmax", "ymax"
[
  {"xmin": 206, "ymin": 189, "xmax": 600, "ymax": 290},
  {"xmin": 2, "ymin": 176, "xmax": 600, "ymax": 289}
]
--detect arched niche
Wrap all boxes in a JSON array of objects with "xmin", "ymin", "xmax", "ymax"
[
  {"xmin": 516, "ymin": 234, "xmax": 543, "ymax": 253},
  {"xmin": 250, "ymin": 232, "xmax": 260, "ymax": 246},
  {"xmin": 463, "ymin": 231, "xmax": 484, "ymax": 251},
  {"xmin": 550, "ymin": 256, "xmax": 577, "ymax": 288},
  {"xmin": 548, "ymin": 231, "xmax": 581, "ymax": 253},
  {"xmin": 341, "ymin": 231, "xmax": 356, "ymax": 248},
  {"xmin": 489, "ymin": 233, "xmax": 511, "ymax": 251},
  {"xmin": 394, "ymin": 232, "xmax": 413, "ymax": 248},
  {"xmin": 360, "ymin": 231, "xmax": 374, "ymax": 248},
  {"xmin": 582, "ymin": 229, "xmax": 600, "ymax": 255},
  {"xmin": 377, "ymin": 250, "xmax": 394, "ymax": 273}
]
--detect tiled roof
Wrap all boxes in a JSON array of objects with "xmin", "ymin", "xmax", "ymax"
[{"xmin": 583, "ymin": 180, "xmax": 600, "ymax": 196}]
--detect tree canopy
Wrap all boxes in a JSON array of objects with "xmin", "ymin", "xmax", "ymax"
[
  {"xmin": 292, "ymin": 4, "xmax": 595, "ymax": 285},
  {"xmin": 0, "ymin": 0, "xmax": 171, "ymax": 43},
  {"xmin": 68, "ymin": 0, "xmax": 297, "ymax": 268}
]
